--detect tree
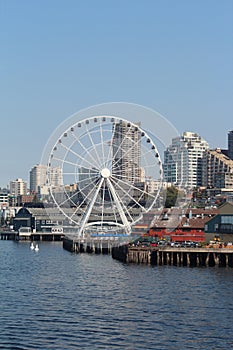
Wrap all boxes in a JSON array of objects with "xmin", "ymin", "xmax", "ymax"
[
  {"xmin": 165, "ymin": 186, "xmax": 179, "ymax": 208},
  {"xmin": 1, "ymin": 216, "xmax": 5, "ymax": 226}
]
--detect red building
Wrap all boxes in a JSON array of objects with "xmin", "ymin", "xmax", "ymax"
[{"xmin": 148, "ymin": 207, "xmax": 218, "ymax": 242}]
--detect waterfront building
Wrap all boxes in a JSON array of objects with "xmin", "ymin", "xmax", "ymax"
[
  {"xmin": 164, "ymin": 131, "xmax": 209, "ymax": 189},
  {"xmin": 148, "ymin": 206, "xmax": 218, "ymax": 242},
  {"xmin": 205, "ymin": 201, "xmax": 233, "ymax": 241},
  {"xmin": 228, "ymin": 130, "xmax": 233, "ymax": 160},
  {"xmin": 202, "ymin": 148, "xmax": 233, "ymax": 189},
  {"xmin": 9, "ymin": 178, "xmax": 27, "ymax": 197},
  {"xmin": 13, "ymin": 207, "xmax": 67, "ymax": 232}
]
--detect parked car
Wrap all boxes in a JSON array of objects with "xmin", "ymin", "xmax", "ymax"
[
  {"xmin": 158, "ymin": 240, "xmax": 167, "ymax": 247},
  {"xmin": 171, "ymin": 242, "xmax": 181, "ymax": 247}
]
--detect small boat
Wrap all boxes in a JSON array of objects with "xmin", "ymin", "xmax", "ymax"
[
  {"xmin": 30, "ymin": 242, "xmax": 35, "ymax": 250},
  {"xmin": 35, "ymin": 244, "xmax": 39, "ymax": 252}
]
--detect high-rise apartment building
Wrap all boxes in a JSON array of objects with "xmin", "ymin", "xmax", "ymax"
[
  {"xmin": 10, "ymin": 178, "xmax": 27, "ymax": 196},
  {"xmin": 202, "ymin": 148, "xmax": 233, "ymax": 189},
  {"xmin": 30, "ymin": 164, "xmax": 47, "ymax": 193},
  {"xmin": 112, "ymin": 121, "xmax": 141, "ymax": 183},
  {"xmin": 30, "ymin": 164, "xmax": 62, "ymax": 193},
  {"xmin": 228, "ymin": 130, "xmax": 233, "ymax": 160},
  {"xmin": 49, "ymin": 166, "xmax": 63, "ymax": 188},
  {"xmin": 164, "ymin": 131, "xmax": 209, "ymax": 188}
]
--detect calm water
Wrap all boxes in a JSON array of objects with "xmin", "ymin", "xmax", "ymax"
[{"xmin": 0, "ymin": 241, "xmax": 232, "ymax": 350}]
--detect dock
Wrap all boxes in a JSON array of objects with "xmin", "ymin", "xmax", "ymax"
[
  {"xmin": 112, "ymin": 246, "xmax": 233, "ymax": 267},
  {"xmin": 0, "ymin": 231, "xmax": 17, "ymax": 240},
  {"xmin": 63, "ymin": 236, "xmax": 121, "ymax": 254},
  {"xmin": 0, "ymin": 230, "xmax": 65, "ymax": 241}
]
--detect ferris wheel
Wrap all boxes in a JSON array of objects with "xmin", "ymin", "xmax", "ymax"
[{"xmin": 46, "ymin": 116, "xmax": 163, "ymax": 237}]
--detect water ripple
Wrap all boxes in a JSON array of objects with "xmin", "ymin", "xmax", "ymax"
[{"xmin": 0, "ymin": 241, "xmax": 233, "ymax": 349}]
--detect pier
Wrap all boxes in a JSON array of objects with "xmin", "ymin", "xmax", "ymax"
[
  {"xmin": 63, "ymin": 236, "xmax": 121, "ymax": 254},
  {"xmin": 0, "ymin": 230, "xmax": 64, "ymax": 241},
  {"xmin": 112, "ymin": 246, "xmax": 233, "ymax": 268},
  {"xmin": 0, "ymin": 231, "xmax": 17, "ymax": 240}
]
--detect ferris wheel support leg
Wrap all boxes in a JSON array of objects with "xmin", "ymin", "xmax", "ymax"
[
  {"xmin": 106, "ymin": 178, "xmax": 131, "ymax": 235},
  {"xmin": 78, "ymin": 177, "xmax": 105, "ymax": 238}
]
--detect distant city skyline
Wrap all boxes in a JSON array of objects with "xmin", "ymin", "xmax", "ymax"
[
  {"xmin": 2, "ymin": 126, "xmax": 233, "ymax": 192},
  {"xmin": 1, "ymin": 0, "xmax": 232, "ymax": 187}
]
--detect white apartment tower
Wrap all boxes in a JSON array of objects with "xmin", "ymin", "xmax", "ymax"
[
  {"xmin": 112, "ymin": 121, "xmax": 142, "ymax": 183},
  {"xmin": 30, "ymin": 164, "xmax": 47, "ymax": 193},
  {"xmin": 10, "ymin": 178, "xmax": 27, "ymax": 196},
  {"xmin": 202, "ymin": 148, "xmax": 233, "ymax": 189},
  {"xmin": 164, "ymin": 131, "xmax": 209, "ymax": 188},
  {"xmin": 30, "ymin": 164, "xmax": 62, "ymax": 193}
]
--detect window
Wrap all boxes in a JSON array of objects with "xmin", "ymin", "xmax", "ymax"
[{"xmin": 221, "ymin": 216, "xmax": 233, "ymax": 224}]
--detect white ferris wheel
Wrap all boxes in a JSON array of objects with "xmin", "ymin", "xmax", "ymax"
[{"xmin": 46, "ymin": 116, "xmax": 163, "ymax": 237}]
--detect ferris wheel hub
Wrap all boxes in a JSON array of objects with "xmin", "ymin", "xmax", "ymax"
[{"xmin": 100, "ymin": 168, "xmax": 111, "ymax": 178}]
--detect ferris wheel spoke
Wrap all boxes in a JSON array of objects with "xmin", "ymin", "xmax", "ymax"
[
  {"xmin": 69, "ymin": 174, "xmax": 104, "ymax": 220},
  {"xmin": 78, "ymin": 168, "xmax": 99, "ymax": 176},
  {"xmin": 69, "ymin": 182, "xmax": 99, "ymax": 220},
  {"xmin": 51, "ymin": 157, "xmax": 78, "ymax": 168},
  {"xmin": 112, "ymin": 122, "xmax": 135, "ymax": 162},
  {"xmin": 78, "ymin": 170, "xmax": 99, "ymax": 181},
  {"xmin": 112, "ymin": 190, "xmax": 134, "ymax": 225},
  {"xmin": 46, "ymin": 115, "xmax": 163, "ymax": 236},
  {"xmin": 78, "ymin": 177, "xmax": 105, "ymax": 237},
  {"xmin": 56, "ymin": 172, "xmax": 99, "ymax": 209},
  {"xmin": 70, "ymin": 131, "xmax": 101, "ymax": 169},
  {"xmin": 59, "ymin": 141, "xmax": 99, "ymax": 170},
  {"xmin": 85, "ymin": 124, "xmax": 103, "ymax": 168},
  {"xmin": 99, "ymin": 119, "xmax": 106, "ymax": 168},
  {"xmin": 108, "ymin": 182, "xmax": 126, "ymax": 225},
  {"xmin": 101, "ymin": 179, "xmax": 106, "ymax": 223},
  {"xmin": 54, "ymin": 188, "xmax": 79, "ymax": 207},
  {"xmin": 78, "ymin": 177, "xmax": 100, "ymax": 190},
  {"xmin": 105, "ymin": 121, "xmax": 116, "ymax": 168},
  {"xmin": 78, "ymin": 175, "xmax": 100, "ymax": 195},
  {"xmin": 111, "ymin": 173, "xmax": 158, "ymax": 201},
  {"xmin": 62, "ymin": 172, "xmax": 78, "ymax": 176},
  {"xmin": 110, "ymin": 176, "xmax": 148, "ymax": 212},
  {"xmin": 106, "ymin": 178, "xmax": 132, "ymax": 233},
  {"xmin": 113, "ymin": 133, "xmax": 142, "ymax": 170}
]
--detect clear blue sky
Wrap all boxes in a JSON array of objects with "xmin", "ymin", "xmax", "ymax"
[{"xmin": 1, "ymin": 0, "xmax": 233, "ymax": 188}]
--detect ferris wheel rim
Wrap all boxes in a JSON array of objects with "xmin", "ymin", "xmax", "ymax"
[{"xmin": 45, "ymin": 115, "xmax": 164, "ymax": 235}]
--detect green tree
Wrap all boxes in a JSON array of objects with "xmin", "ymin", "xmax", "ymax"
[
  {"xmin": 1, "ymin": 216, "xmax": 5, "ymax": 226},
  {"xmin": 165, "ymin": 186, "xmax": 179, "ymax": 208}
]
